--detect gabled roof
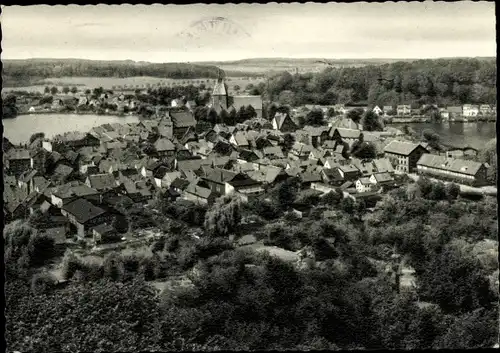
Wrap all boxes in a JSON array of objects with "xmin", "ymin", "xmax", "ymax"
[
  {"xmin": 19, "ymin": 169, "xmax": 38, "ymax": 183},
  {"xmin": 154, "ymin": 138, "xmax": 176, "ymax": 152},
  {"xmin": 203, "ymin": 167, "xmax": 238, "ymax": 184},
  {"xmin": 373, "ymin": 158, "xmax": 395, "ymax": 173},
  {"xmin": 177, "ymin": 157, "xmax": 211, "ymax": 172},
  {"xmin": 87, "ymin": 173, "xmax": 117, "ymax": 190},
  {"xmin": 170, "ymin": 177, "xmax": 190, "ymax": 190},
  {"xmin": 6, "ymin": 149, "xmax": 30, "ymax": 160},
  {"xmin": 339, "ymin": 164, "xmax": 360, "ymax": 173},
  {"xmin": 52, "ymin": 164, "xmax": 74, "ymax": 180},
  {"xmin": 273, "ymin": 112, "xmax": 295, "ymax": 129},
  {"xmin": 358, "ymin": 177, "xmax": 372, "ymax": 185},
  {"xmin": 417, "ymin": 154, "xmax": 484, "ymax": 176},
  {"xmin": 185, "ymin": 182, "xmax": 214, "ymax": 199},
  {"xmin": 247, "ymin": 166, "xmax": 285, "ymax": 184},
  {"xmin": 372, "ymin": 172, "xmax": 394, "ymax": 183},
  {"xmin": 262, "ymin": 146, "xmax": 285, "ymax": 158},
  {"xmin": 334, "ymin": 128, "xmax": 362, "ymax": 139},
  {"xmin": 231, "ymin": 131, "xmax": 249, "ymax": 146},
  {"xmin": 153, "ymin": 166, "xmax": 171, "ymax": 179},
  {"xmin": 322, "ymin": 167, "xmax": 343, "ymax": 181},
  {"xmin": 62, "ymin": 198, "xmax": 107, "ymax": 224},
  {"xmin": 170, "ymin": 111, "xmax": 196, "ymax": 128},
  {"xmin": 226, "ymin": 172, "xmax": 261, "ymax": 187},
  {"xmin": 384, "ymin": 140, "xmax": 427, "ymax": 156},
  {"xmin": 292, "ymin": 142, "xmax": 314, "ymax": 155}
]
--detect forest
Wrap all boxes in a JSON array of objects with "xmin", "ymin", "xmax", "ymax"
[
  {"xmin": 265, "ymin": 58, "xmax": 497, "ymax": 107},
  {"xmin": 5, "ymin": 175, "xmax": 498, "ymax": 351},
  {"xmin": 2, "ymin": 59, "xmax": 257, "ymax": 87}
]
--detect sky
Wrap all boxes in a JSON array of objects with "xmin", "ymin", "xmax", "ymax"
[{"xmin": 1, "ymin": 2, "xmax": 496, "ymax": 62}]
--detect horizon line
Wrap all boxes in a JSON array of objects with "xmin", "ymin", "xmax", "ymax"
[{"xmin": 2, "ymin": 55, "xmax": 496, "ymax": 64}]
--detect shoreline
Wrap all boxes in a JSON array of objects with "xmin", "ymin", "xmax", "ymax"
[{"xmin": 10, "ymin": 111, "xmax": 137, "ymax": 118}]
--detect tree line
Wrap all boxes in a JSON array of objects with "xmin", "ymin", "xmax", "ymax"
[{"xmin": 266, "ymin": 58, "xmax": 497, "ymax": 107}]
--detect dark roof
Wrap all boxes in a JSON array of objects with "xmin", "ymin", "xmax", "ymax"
[
  {"xmin": 185, "ymin": 183, "xmax": 214, "ymax": 199},
  {"xmin": 299, "ymin": 172, "xmax": 322, "ymax": 183},
  {"xmin": 153, "ymin": 166, "xmax": 170, "ymax": 179},
  {"xmin": 170, "ymin": 177, "xmax": 190, "ymax": 190},
  {"xmin": 62, "ymin": 198, "xmax": 107, "ymax": 224},
  {"xmin": 170, "ymin": 111, "xmax": 196, "ymax": 128},
  {"xmin": 92, "ymin": 223, "xmax": 116, "ymax": 235},
  {"xmin": 322, "ymin": 168, "xmax": 343, "ymax": 181},
  {"xmin": 53, "ymin": 183, "xmax": 99, "ymax": 199},
  {"xmin": 203, "ymin": 167, "xmax": 237, "ymax": 184},
  {"xmin": 384, "ymin": 141, "xmax": 427, "ymax": 156},
  {"xmin": 226, "ymin": 173, "xmax": 261, "ymax": 187}
]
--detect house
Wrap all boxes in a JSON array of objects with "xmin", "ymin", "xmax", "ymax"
[
  {"xmin": 289, "ymin": 142, "xmax": 314, "ymax": 161},
  {"xmin": 383, "ymin": 140, "xmax": 429, "ymax": 173},
  {"xmin": 383, "ymin": 106, "xmax": 394, "ymax": 115},
  {"xmin": 272, "ymin": 112, "xmax": 298, "ymax": 132},
  {"xmin": 85, "ymin": 173, "xmax": 117, "ymax": 191},
  {"xmin": 201, "ymin": 167, "xmax": 238, "ymax": 195},
  {"xmin": 170, "ymin": 177, "xmax": 191, "ymax": 194},
  {"xmin": 262, "ymin": 146, "xmax": 285, "ymax": 159},
  {"xmin": 447, "ymin": 106, "xmax": 463, "ymax": 118},
  {"xmin": 463, "ymin": 147, "xmax": 478, "ymax": 158},
  {"xmin": 61, "ymin": 198, "xmax": 113, "ymax": 239},
  {"xmin": 438, "ymin": 108, "xmax": 450, "ymax": 120},
  {"xmin": 156, "ymin": 171, "xmax": 182, "ymax": 189},
  {"xmin": 479, "ymin": 104, "xmax": 493, "ymax": 116},
  {"xmin": 92, "ymin": 223, "xmax": 120, "ymax": 245},
  {"xmin": 18, "ymin": 169, "xmax": 38, "ymax": 194},
  {"xmin": 247, "ymin": 166, "xmax": 288, "ymax": 187},
  {"xmin": 30, "ymin": 176, "xmax": 52, "ymax": 193},
  {"xmin": 53, "ymin": 132, "xmax": 100, "ymax": 149},
  {"xmin": 396, "ymin": 105, "xmax": 411, "ymax": 116},
  {"xmin": 356, "ymin": 177, "xmax": 374, "ymax": 193},
  {"xmin": 50, "ymin": 182, "xmax": 101, "ymax": 208},
  {"xmin": 369, "ymin": 172, "xmax": 396, "ymax": 189},
  {"xmin": 176, "ymin": 157, "xmax": 211, "ymax": 173},
  {"xmin": 445, "ymin": 148, "xmax": 465, "ymax": 159},
  {"xmin": 331, "ymin": 128, "xmax": 362, "ymax": 146},
  {"xmin": 321, "ymin": 168, "xmax": 344, "ymax": 186},
  {"xmin": 50, "ymin": 164, "xmax": 75, "ymax": 183},
  {"xmin": 337, "ymin": 164, "xmax": 361, "ymax": 181},
  {"xmin": 323, "ymin": 156, "xmax": 344, "ymax": 170},
  {"xmin": 237, "ymin": 149, "xmax": 262, "ymax": 164},
  {"xmin": 298, "ymin": 171, "xmax": 322, "ymax": 189},
  {"xmin": 462, "ymin": 104, "xmax": 479, "ymax": 118},
  {"xmin": 417, "ymin": 154, "xmax": 488, "ymax": 186},
  {"xmin": 372, "ymin": 106, "xmax": 383, "ymax": 115},
  {"xmin": 229, "ymin": 131, "xmax": 250, "ymax": 148},
  {"xmin": 225, "ymin": 173, "xmax": 264, "ymax": 199},
  {"xmin": 183, "ymin": 182, "xmax": 218, "ymax": 205},
  {"xmin": 154, "ymin": 138, "xmax": 176, "ymax": 158},
  {"xmin": 5, "ymin": 149, "xmax": 31, "ymax": 177},
  {"xmin": 373, "ymin": 158, "xmax": 395, "ymax": 174},
  {"xmin": 169, "ymin": 111, "xmax": 197, "ymax": 139},
  {"xmin": 350, "ymin": 158, "xmax": 376, "ymax": 176},
  {"xmin": 141, "ymin": 159, "xmax": 162, "ymax": 178}
]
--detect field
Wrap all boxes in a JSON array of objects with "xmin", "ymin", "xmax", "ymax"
[{"xmin": 2, "ymin": 75, "xmax": 266, "ymax": 94}]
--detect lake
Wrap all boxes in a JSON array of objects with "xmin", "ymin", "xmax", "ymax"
[
  {"xmin": 396, "ymin": 122, "xmax": 496, "ymax": 150},
  {"xmin": 2, "ymin": 113, "xmax": 140, "ymax": 144}
]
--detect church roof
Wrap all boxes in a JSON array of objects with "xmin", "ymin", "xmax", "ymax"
[{"xmin": 212, "ymin": 78, "xmax": 227, "ymax": 96}]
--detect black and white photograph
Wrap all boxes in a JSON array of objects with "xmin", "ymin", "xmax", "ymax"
[{"xmin": 2, "ymin": 2, "xmax": 498, "ymax": 351}]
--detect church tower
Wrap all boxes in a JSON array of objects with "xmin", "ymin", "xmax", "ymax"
[{"xmin": 212, "ymin": 69, "xmax": 228, "ymax": 113}]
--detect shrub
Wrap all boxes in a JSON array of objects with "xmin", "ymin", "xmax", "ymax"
[
  {"xmin": 61, "ymin": 250, "xmax": 83, "ymax": 281},
  {"xmin": 103, "ymin": 252, "xmax": 125, "ymax": 282},
  {"xmin": 31, "ymin": 271, "xmax": 58, "ymax": 294}
]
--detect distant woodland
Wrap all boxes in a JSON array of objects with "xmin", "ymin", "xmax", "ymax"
[
  {"xmin": 265, "ymin": 58, "xmax": 497, "ymax": 106},
  {"xmin": 2, "ymin": 59, "xmax": 258, "ymax": 87}
]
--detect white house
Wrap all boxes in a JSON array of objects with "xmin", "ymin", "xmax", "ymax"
[
  {"xmin": 463, "ymin": 104, "xmax": 479, "ymax": 117},
  {"xmin": 355, "ymin": 177, "xmax": 374, "ymax": 193},
  {"xmin": 372, "ymin": 106, "xmax": 383, "ymax": 116}
]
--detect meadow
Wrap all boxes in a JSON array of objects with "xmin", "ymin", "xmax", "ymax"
[{"xmin": 3, "ymin": 75, "xmax": 266, "ymax": 93}]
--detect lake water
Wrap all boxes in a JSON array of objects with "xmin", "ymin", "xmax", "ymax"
[
  {"xmin": 2, "ymin": 113, "xmax": 140, "ymax": 144},
  {"xmin": 396, "ymin": 122, "xmax": 496, "ymax": 150}
]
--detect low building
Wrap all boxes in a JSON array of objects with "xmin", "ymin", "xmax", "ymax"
[
  {"xmin": 5, "ymin": 149, "xmax": 31, "ymax": 177},
  {"xmin": 183, "ymin": 182, "xmax": 218, "ymax": 205},
  {"xmin": 356, "ymin": 177, "xmax": 374, "ymax": 193},
  {"xmin": 416, "ymin": 154, "xmax": 488, "ymax": 186},
  {"xmin": 61, "ymin": 198, "xmax": 113, "ymax": 239},
  {"xmin": 396, "ymin": 105, "xmax": 411, "ymax": 116},
  {"xmin": 462, "ymin": 104, "xmax": 479, "ymax": 118}
]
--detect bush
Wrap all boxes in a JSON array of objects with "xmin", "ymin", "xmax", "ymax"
[
  {"xmin": 31, "ymin": 271, "xmax": 58, "ymax": 294},
  {"xmin": 61, "ymin": 250, "xmax": 83, "ymax": 281},
  {"xmin": 103, "ymin": 252, "xmax": 125, "ymax": 282}
]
